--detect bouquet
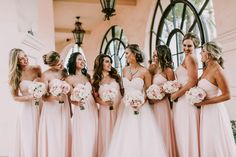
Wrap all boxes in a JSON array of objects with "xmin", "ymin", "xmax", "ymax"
[
  {"xmin": 49, "ymin": 79, "xmax": 70, "ymax": 104},
  {"xmin": 185, "ymin": 87, "xmax": 206, "ymax": 105},
  {"xmin": 70, "ymin": 84, "xmax": 90, "ymax": 110},
  {"xmin": 146, "ymin": 84, "xmax": 165, "ymax": 100},
  {"xmin": 101, "ymin": 89, "xmax": 118, "ymax": 110},
  {"xmin": 28, "ymin": 81, "xmax": 46, "ymax": 105},
  {"xmin": 163, "ymin": 80, "xmax": 181, "ymax": 94},
  {"xmin": 124, "ymin": 90, "xmax": 145, "ymax": 115}
]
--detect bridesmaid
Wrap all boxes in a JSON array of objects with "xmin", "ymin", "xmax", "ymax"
[
  {"xmin": 195, "ymin": 41, "xmax": 236, "ymax": 157},
  {"xmin": 171, "ymin": 32, "xmax": 200, "ymax": 157},
  {"xmin": 66, "ymin": 52, "xmax": 98, "ymax": 157},
  {"xmin": 8, "ymin": 48, "xmax": 41, "ymax": 157},
  {"xmin": 148, "ymin": 45, "xmax": 178, "ymax": 157},
  {"xmin": 38, "ymin": 51, "xmax": 71, "ymax": 157},
  {"xmin": 92, "ymin": 54, "xmax": 122, "ymax": 157}
]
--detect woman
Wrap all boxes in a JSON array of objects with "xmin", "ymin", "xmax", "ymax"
[
  {"xmin": 171, "ymin": 32, "xmax": 200, "ymax": 157},
  {"xmin": 105, "ymin": 44, "xmax": 166, "ymax": 157},
  {"xmin": 66, "ymin": 52, "xmax": 98, "ymax": 157},
  {"xmin": 195, "ymin": 41, "xmax": 236, "ymax": 157},
  {"xmin": 38, "ymin": 51, "xmax": 71, "ymax": 157},
  {"xmin": 149, "ymin": 45, "xmax": 178, "ymax": 157},
  {"xmin": 8, "ymin": 48, "xmax": 41, "ymax": 157},
  {"xmin": 92, "ymin": 54, "xmax": 122, "ymax": 157}
]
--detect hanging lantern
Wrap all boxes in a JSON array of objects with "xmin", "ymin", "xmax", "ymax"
[
  {"xmin": 72, "ymin": 16, "xmax": 85, "ymax": 46},
  {"xmin": 100, "ymin": 0, "xmax": 116, "ymax": 20}
]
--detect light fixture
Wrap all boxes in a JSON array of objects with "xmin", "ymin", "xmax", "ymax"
[
  {"xmin": 72, "ymin": 16, "xmax": 85, "ymax": 46},
  {"xmin": 100, "ymin": 0, "xmax": 116, "ymax": 20}
]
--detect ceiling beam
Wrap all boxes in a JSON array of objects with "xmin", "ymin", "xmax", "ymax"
[
  {"xmin": 53, "ymin": 0, "xmax": 137, "ymax": 6},
  {"xmin": 55, "ymin": 27, "xmax": 91, "ymax": 34}
]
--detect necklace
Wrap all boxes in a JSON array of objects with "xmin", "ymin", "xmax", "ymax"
[{"xmin": 129, "ymin": 66, "xmax": 139, "ymax": 77}]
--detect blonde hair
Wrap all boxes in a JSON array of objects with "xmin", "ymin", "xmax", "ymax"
[
  {"xmin": 8, "ymin": 48, "xmax": 23, "ymax": 96},
  {"xmin": 183, "ymin": 32, "xmax": 200, "ymax": 48},
  {"xmin": 43, "ymin": 51, "xmax": 60, "ymax": 66},
  {"xmin": 203, "ymin": 41, "xmax": 224, "ymax": 68}
]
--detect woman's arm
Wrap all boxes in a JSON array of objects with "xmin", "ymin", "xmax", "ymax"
[
  {"xmin": 196, "ymin": 68, "xmax": 230, "ymax": 106},
  {"xmin": 13, "ymin": 94, "xmax": 34, "ymax": 102},
  {"xmin": 171, "ymin": 56, "xmax": 198, "ymax": 100},
  {"xmin": 165, "ymin": 68, "xmax": 175, "ymax": 81}
]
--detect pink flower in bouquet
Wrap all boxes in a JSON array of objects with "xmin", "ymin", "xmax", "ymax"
[
  {"xmin": 61, "ymin": 81, "xmax": 70, "ymax": 94},
  {"xmin": 124, "ymin": 90, "xmax": 145, "ymax": 115},
  {"xmin": 101, "ymin": 89, "xmax": 118, "ymax": 110},
  {"xmin": 70, "ymin": 84, "xmax": 90, "ymax": 110},
  {"xmin": 49, "ymin": 79, "xmax": 70, "ymax": 104},
  {"xmin": 185, "ymin": 86, "xmax": 207, "ymax": 104},
  {"xmin": 28, "ymin": 81, "xmax": 46, "ymax": 105},
  {"xmin": 146, "ymin": 84, "xmax": 165, "ymax": 100},
  {"xmin": 163, "ymin": 80, "xmax": 181, "ymax": 94}
]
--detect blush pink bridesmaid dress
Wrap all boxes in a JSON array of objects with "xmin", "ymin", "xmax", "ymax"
[
  {"xmin": 11, "ymin": 80, "xmax": 39, "ymax": 157},
  {"xmin": 38, "ymin": 79, "xmax": 72, "ymax": 157},
  {"xmin": 97, "ymin": 81, "xmax": 122, "ymax": 157},
  {"xmin": 152, "ymin": 73, "xmax": 178, "ymax": 157},
  {"xmin": 173, "ymin": 65, "xmax": 200, "ymax": 157},
  {"xmin": 71, "ymin": 82, "xmax": 98, "ymax": 157},
  {"xmin": 198, "ymin": 79, "xmax": 236, "ymax": 157}
]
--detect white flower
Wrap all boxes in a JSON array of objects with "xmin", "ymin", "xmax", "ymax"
[
  {"xmin": 124, "ymin": 90, "xmax": 145, "ymax": 114},
  {"xmin": 163, "ymin": 80, "xmax": 181, "ymax": 94},
  {"xmin": 185, "ymin": 87, "xmax": 207, "ymax": 104},
  {"xmin": 146, "ymin": 84, "xmax": 165, "ymax": 100},
  {"xmin": 28, "ymin": 82, "xmax": 46, "ymax": 99},
  {"xmin": 101, "ymin": 89, "xmax": 118, "ymax": 102},
  {"xmin": 70, "ymin": 84, "xmax": 89, "ymax": 102},
  {"xmin": 49, "ymin": 79, "xmax": 70, "ymax": 96}
]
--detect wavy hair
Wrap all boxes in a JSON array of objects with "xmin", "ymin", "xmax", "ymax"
[
  {"xmin": 149, "ymin": 45, "xmax": 174, "ymax": 75},
  {"xmin": 67, "ymin": 52, "xmax": 90, "ymax": 80},
  {"xmin": 203, "ymin": 41, "xmax": 224, "ymax": 68},
  {"xmin": 126, "ymin": 44, "xmax": 144, "ymax": 63},
  {"xmin": 92, "ymin": 54, "xmax": 122, "ymax": 94},
  {"xmin": 8, "ymin": 48, "xmax": 23, "ymax": 96}
]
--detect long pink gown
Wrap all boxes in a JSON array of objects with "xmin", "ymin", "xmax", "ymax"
[
  {"xmin": 71, "ymin": 82, "xmax": 98, "ymax": 157},
  {"xmin": 11, "ymin": 80, "xmax": 39, "ymax": 157},
  {"xmin": 97, "ymin": 81, "xmax": 122, "ymax": 157},
  {"xmin": 105, "ymin": 77, "xmax": 167, "ymax": 157},
  {"xmin": 173, "ymin": 65, "xmax": 200, "ymax": 157},
  {"xmin": 152, "ymin": 73, "xmax": 178, "ymax": 157},
  {"xmin": 38, "ymin": 81, "xmax": 72, "ymax": 157},
  {"xmin": 198, "ymin": 79, "xmax": 236, "ymax": 157}
]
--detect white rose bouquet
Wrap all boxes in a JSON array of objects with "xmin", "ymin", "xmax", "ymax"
[
  {"xmin": 101, "ymin": 89, "xmax": 118, "ymax": 110},
  {"xmin": 49, "ymin": 79, "xmax": 70, "ymax": 104},
  {"xmin": 124, "ymin": 90, "xmax": 145, "ymax": 115},
  {"xmin": 163, "ymin": 80, "xmax": 181, "ymax": 94},
  {"xmin": 185, "ymin": 86, "xmax": 206, "ymax": 105},
  {"xmin": 70, "ymin": 84, "xmax": 90, "ymax": 110},
  {"xmin": 146, "ymin": 84, "xmax": 165, "ymax": 100},
  {"xmin": 28, "ymin": 81, "xmax": 46, "ymax": 105}
]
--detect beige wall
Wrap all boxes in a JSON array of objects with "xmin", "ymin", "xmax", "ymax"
[
  {"xmin": 214, "ymin": 0, "xmax": 236, "ymax": 120},
  {"xmin": 58, "ymin": 0, "xmax": 156, "ymax": 72},
  {"xmin": 57, "ymin": 0, "xmax": 236, "ymax": 120},
  {"xmin": 0, "ymin": 0, "xmax": 55, "ymax": 155}
]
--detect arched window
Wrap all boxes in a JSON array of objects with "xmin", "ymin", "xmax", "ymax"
[
  {"xmin": 150, "ymin": 0, "xmax": 216, "ymax": 74},
  {"xmin": 100, "ymin": 25, "xmax": 128, "ymax": 75}
]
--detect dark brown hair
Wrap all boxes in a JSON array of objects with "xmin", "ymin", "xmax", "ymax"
[{"xmin": 92, "ymin": 54, "xmax": 122, "ymax": 95}]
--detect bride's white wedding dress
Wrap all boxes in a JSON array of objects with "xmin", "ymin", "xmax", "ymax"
[{"xmin": 105, "ymin": 77, "xmax": 167, "ymax": 157}]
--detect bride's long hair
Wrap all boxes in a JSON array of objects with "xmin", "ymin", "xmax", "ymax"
[{"xmin": 8, "ymin": 48, "xmax": 23, "ymax": 96}]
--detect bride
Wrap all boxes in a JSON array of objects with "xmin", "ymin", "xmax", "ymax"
[{"xmin": 105, "ymin": 44, "xmax": 167, "ymax": 157}]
